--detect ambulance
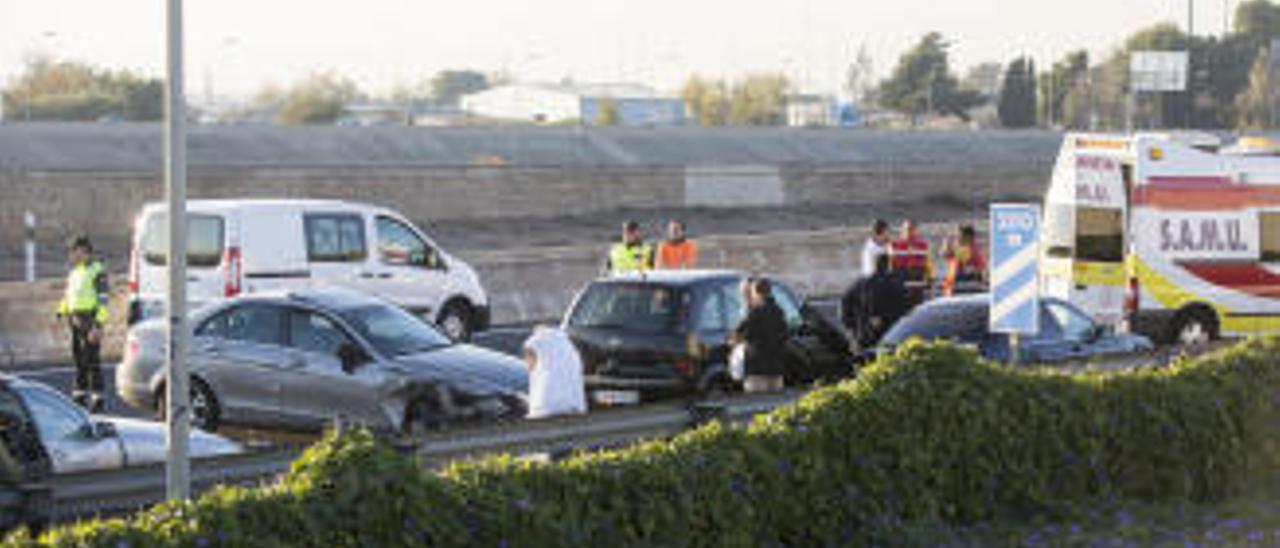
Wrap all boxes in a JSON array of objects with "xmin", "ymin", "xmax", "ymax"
[{"xmin": 1040, "ymin": 133, "xmax": 1280, "ymax": 345}]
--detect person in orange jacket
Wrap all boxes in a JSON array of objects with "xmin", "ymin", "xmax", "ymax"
[{"xmin": 656, "ymin": 219, "xmax": 698, "ymax": 270}]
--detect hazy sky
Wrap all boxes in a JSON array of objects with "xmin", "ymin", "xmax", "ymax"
[{"xmin": 0, "ymin": 0, "xmax": 1241, "ymax": 99}]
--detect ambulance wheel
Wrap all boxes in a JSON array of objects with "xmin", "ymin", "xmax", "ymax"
[{"xmin": 1170, "ymin": 307, "xmax": 1217, "ymax": 347}]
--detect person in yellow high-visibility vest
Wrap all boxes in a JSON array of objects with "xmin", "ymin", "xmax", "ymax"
[
  {"xmin": 605, "ymin": 220, "xmax": 654, "ymax": 275},
  {"xmin": 56, "ymin": 235, "xmax": 109, "ymax": 412}
]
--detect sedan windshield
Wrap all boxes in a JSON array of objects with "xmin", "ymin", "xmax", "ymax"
[
  {"xmin": 568, "ymin": 283, "xmax": 683, "ymax": 333},
  {"xmin": 880, "ymin": 303, "xmax": 988, "ymax": 346},
  {"xmin": 339, "ymin": 304, "xmax": 452, "ymax": 357}
]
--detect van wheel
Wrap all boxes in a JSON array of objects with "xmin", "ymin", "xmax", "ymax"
[
  {"xmin": 437, "ymin": 302, "xmax": 472, "ymax": 342},
  {"xmin": 155, "ymin": 378, "xmax": 221, "ymax": 432},
  {"xmin": 1170, "ymin": 307, "xmax": 1218, "ymax": 347}
]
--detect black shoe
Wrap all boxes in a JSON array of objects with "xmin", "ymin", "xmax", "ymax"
[{"xmin": 88, "ymin": 394, "xmax": 105, "ymax": 414}]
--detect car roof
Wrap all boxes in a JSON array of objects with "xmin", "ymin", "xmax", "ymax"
[
  {"xmin": 601, "ymin": 269, "xmax": 744, "ymax": 287},
  {"xmin": 204, "ymin": 286, "xmax": 389, "ymax": 313},
  {"xmin": 140, "ymin": 198, "xmax": 366, "ymax": 214},
  {"xmin": 919, "ymin": 293, "xmax": 990, "ymax": 310}
]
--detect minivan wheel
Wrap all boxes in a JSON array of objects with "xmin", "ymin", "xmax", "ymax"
[
  {"xmin": 437, "ymin": 302, "xmax": 472, "ymax": 342},
  {"xmin": 155, "ymin": 378, "xmax": 221, "ymax": 432}
]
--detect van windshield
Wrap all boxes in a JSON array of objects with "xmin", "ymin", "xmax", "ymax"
[{"xmin": 142, "ymin": 213, "xmax": 225, "ymax": 268}]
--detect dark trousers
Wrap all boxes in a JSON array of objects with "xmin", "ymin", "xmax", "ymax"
[{"xmin": 69, "ymin": 314, "xmax": 103, "ymax": 396}]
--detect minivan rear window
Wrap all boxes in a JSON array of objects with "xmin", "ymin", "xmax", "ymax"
[
  {"xmin": 568, "ymin": 283, "xmax": 684, "ymax": 333},
  {"xmin": 141, "ymin": 213, "xmax": 225, "ymax": 268}
]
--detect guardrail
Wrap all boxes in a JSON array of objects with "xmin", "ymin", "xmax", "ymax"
[{"xmin": 3, "ymin": 389, "xmax": 803, "ymax": 529}]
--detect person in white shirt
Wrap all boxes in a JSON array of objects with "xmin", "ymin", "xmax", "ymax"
[
  {"xmin": 861, "ymin": 218, "xmax": 891, "ymax": 276},
  {"xmin": 522, "ymin": 326, "xmax": 587, "ymax": 419}
]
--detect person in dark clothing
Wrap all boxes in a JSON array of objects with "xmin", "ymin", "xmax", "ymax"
[
  {"xmin": 731, "ymin": 277, "xmax": 788, "ymax": 393},
  {"xmin": 841, "ymin": 253, "xmax": 909, "ymax": 350}
]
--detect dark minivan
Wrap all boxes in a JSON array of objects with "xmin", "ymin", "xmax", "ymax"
[{"xmin": 562, "ymin": 270, "xmax": 854, "ymax": 405}]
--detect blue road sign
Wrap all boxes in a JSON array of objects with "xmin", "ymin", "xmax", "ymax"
[{"xmin": 989, "ymin": 204, "xmax": 1041, "ymax": 335}]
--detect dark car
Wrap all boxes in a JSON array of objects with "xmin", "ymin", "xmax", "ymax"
[
  {"xmin": 117, "ymin": 288, "xmax": 527, "ymax": 435},
  {"xmin": 875, "ymin": 294, "xmax": 1154, "ymax": 363},
  {"xmin": 562, "ymin": 270, "xmax": 854, "ymax": 405}
]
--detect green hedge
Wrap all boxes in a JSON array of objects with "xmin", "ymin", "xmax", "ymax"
[{"xmin": 9, "ymin": 338, "xmax": 1280, "ymax": 547}]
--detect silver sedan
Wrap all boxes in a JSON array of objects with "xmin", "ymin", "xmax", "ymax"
[
  {"xmin": 116, "ymin": 288, "xmax": 528, "ymax": 435},
  {"xmin": 0, "ymin": 376, "xmax": 240, "ymax": 475}
]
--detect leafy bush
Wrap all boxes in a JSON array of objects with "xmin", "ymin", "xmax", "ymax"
[{"xmin": 8, "ymin": 338, "xmax": 1280, "ymax": 547}]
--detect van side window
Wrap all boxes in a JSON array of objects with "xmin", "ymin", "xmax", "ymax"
[
  {"xmin": 376, "ymin": 216, "xmax": 440, "ymax": 269},
  {"xmin": 305, "ymin": 215, "xmax": 367, "ymax": 263},
  {"xmin": 141, "ymin": 213, "xmax": 225, "ymax": 268},
  {"xmin": 1262, "ymin": 213, "xmax": 1280, "ymax": 263}
]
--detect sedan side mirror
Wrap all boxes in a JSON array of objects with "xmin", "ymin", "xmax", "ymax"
[
  {"xmin": 337, "ymin": 343, "xmax": 369, "ymax": 374},
  {"xmin": 1088, "ymin": 324, "xmax": 1110, "ymax": 342},
  {"xmin": 91, "ymin": 421, "xmax": 117, "ymax": 439}
]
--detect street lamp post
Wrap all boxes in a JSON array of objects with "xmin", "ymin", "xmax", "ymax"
[{"xmin": 164, "ymin": 0, "xmax": 191, "ymax": 501}]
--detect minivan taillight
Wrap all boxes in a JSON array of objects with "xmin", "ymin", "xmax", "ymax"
[
  {"xmin": 1124, "ymin": 276, "xmax": 1140, "ymax": 316},
  {"xmin": 224, "ymin": 246, "xmax": 242, "ymax": 297}
]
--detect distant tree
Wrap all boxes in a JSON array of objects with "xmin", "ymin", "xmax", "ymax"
[
  {"xmin": 728, "ymin": 73, "xmax": 789, "ymax": 126},
  {"xmin": 1038, "ymin": 51, "xmax": 1089, "ymax": 127},
  {"xmin": 877, "ymin": 32, "xmax": 983, "ymax": 121},
  {"xmin": 962, "ymin": 62, "xmax": 1004, "ymax": 101},
  {"xmin": 843, "ymin": 44, "xmax": 876, "ymax": 104},
  {"xmin": 276, "ymin": 72, "xmax": 360, "ymax": 125},
  {"xmin": 998, "ymin": 57, "xmax": 1037, "ymax": 128},
  {"xmin": 430, "ymin": 70, "xmax": 489, "ymax": 106},
  {"xmin": 681, "ymin": 75, "xmax": 728, "ymax": 126},
  {"xmin": 0, "ymin": 56, "xmax": 163, "ymax": 121},
  {"xmin": 1235, "ymin": 49, "xmax": 1276, "ymax": 128},
  {"xmin": 593, "ymin": 99, "xmax": 621, "ymax": 126},
  {"xmin": 1235, "ymin": 0, "xmax": 1280, "ymax": 43}
]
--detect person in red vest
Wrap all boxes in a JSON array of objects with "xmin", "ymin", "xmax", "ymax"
[{"xmin": 890, "ymin": 219, "xmax": 935, "ymax": 308}]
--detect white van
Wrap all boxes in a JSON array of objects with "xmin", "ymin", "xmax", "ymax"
[{"xmin": 126, "ymin": 199, "xmax": 489, "ymax": 340}]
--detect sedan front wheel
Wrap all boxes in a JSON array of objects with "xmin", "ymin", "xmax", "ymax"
[{"xmin": 155, "ymin": 379, "xmax": 221, "ymax": 432}]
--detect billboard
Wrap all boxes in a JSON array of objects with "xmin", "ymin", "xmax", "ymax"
[{"xmin": 1130, "ymin": 51, "xmax": 1189, "ymax": 92}]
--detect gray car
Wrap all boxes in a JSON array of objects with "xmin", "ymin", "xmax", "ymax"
[
  {"xmin": 116, "ymin": 288, "xmax": 528, "ymax": 435},
  {"xmin": 0, "ymin": 376, "xmax": 240, "ymax": 475}
]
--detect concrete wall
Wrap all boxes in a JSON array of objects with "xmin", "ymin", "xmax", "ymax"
[
  {"xmin": 0, "ymin": 223, "xmax": 957, "ymax": 368},
  {"xmin": 0, "ymin": 162, "xmax": 1046, "ymax": 277}
]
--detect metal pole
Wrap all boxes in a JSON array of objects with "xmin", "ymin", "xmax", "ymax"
[
  {"xmin": 23, "ymin": 212, "xmax": 36, "ymax": 283},
  {"xmin": 164, "ymin": 0, "xmax": 190, "ymax": 501},
  {"xmin": 1010, "ymin": 333, "xmax": 1021, "ymax": 367},
  {"xmin": 1187, "ymin": 0, "xmax": 1195, "ymax": 128}
]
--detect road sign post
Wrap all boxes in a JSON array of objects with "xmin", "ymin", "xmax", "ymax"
[
  {"xmin": 989, "ymin": 204, "xmax": 1041, "ymax": 365},
  {"xmin": 164, "ymin": 0, "xmax": 190, "ymax": 501}
]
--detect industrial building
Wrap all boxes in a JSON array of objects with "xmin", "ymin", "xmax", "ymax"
[{"xmin": 460, "ymin": 83, "xmax": 687, "ymax": 127}]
